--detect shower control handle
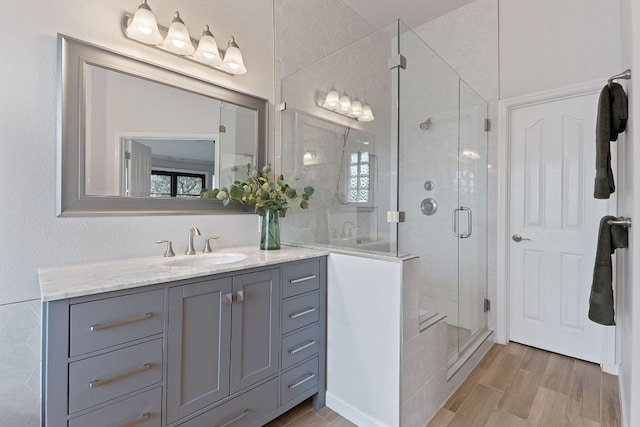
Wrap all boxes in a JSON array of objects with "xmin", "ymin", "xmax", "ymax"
[{"xmin": 512, "ymin": 234, "xmax": 531, "ymax": 242}]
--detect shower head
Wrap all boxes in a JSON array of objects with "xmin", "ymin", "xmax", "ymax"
[{"xmin": 419, "ymin": 118, "xmax": 432, "ymax": 130}]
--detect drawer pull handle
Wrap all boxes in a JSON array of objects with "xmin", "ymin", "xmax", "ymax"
[
  {"xmin": 89, "ymin": 363, "xmax": 152, "ymax": 388},
  {"xmin": 289, "ymin": 307, "xmax": 317, "ymax": 319},
  {"xmin": 288, "ymin": 373, "xmax": 316, "ymax": 389},
  {"xmin": 290, "ymin": 275, "xmax": 316, "ymax": 284},
  {"xmin": 289, "ymin": 340, "xmax": 317, "ymax": 355},
  {"xmin": 216, "ymin": 409, "xmax": 251, "ymax": 427},
  {"xmin": 120, "ymin": 413, "xmax": 150, "ymax": 427},
  {"xmin": 90, "ymin": 312, "xmax": 153, "ymax": 331}
]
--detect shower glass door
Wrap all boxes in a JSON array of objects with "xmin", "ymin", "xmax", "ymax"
[{"xmin": 396, "ymin": 23, "xmax": 488, "ymax": 368}]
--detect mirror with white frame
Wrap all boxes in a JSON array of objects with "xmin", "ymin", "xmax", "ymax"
[{"xmin": 57, "ymin": 34, "xmax": 267, "ymax": 216}]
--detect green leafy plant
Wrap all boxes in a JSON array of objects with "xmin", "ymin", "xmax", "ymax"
[{"xmin": 200, "ymin": 164, "xmax": 314, "ymax": 216}]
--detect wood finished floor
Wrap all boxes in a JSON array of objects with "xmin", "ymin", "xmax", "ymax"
[
  {"xmin": 428, "ymin": 342, "xmax": 621, "ymax": 427},
  {"xmin": 268, "ymin": 343, "xmax": 621, "ymax": 427}
]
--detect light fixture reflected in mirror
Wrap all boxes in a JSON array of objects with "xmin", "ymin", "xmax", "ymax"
[
  {"xmin": 318, "ymin": 89, "xmax": 374, "ymax": 122},
  {"xmin": 123, "ymin": 1, "xmax": 247, "ymax": 75}
]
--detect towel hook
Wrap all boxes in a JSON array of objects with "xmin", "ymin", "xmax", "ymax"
[
  {"xmin": 607, "ymin": 217, "xmax": 632, "ymax": 228},
  {"xmin": 608, "ymin": 69, "xmax": 631, "ymax": 87}
]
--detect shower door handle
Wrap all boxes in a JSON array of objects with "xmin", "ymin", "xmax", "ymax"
[{"xmin": 452, "ymin": 207, "xmax": 472, "ymax": 239}]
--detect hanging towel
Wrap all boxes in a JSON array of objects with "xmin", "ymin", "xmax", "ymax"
[
  {"xmin": 594, "ymin": 83, "xmax": 628, "ymax": 199},
  {"xmin": 588, "ymin": 215, "xmax": 628, "ymax": 325}
]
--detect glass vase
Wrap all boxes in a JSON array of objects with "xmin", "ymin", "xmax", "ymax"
[{"xmin": 260, "ymin": 210, "xmax": 281, "ymax": 250}]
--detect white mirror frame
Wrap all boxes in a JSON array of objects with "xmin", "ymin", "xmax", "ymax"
[{"xmin": 57, "ymin": 34, "xmax": 267, "ymax": 216}]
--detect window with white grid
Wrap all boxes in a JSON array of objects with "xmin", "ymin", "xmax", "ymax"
[{"xmin": 347, "ymin": 151, "xmax": 370, "ymax": 203}]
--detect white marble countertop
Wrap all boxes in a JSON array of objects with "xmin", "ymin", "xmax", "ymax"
[{"xmin": 38, "ymin": 246, "xmax": 328, "ymax": 302}]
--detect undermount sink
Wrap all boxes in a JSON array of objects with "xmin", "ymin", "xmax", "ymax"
[{"xmin": 164, "ymin": 252, "xmax": 248, "ymax": 268}]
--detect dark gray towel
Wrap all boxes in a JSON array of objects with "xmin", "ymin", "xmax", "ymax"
[
  {"xmin": 594, "ymin": 83, "xmax": 627, "ymax": 199},
  {"xmin": 588, "ymin": 215, "xmax": 628, "ymax": 325}
]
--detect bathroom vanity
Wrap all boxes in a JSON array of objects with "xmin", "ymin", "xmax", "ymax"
[{"xmin": 39, "ymin": 246, "xmax": 327, "ymax": 427}]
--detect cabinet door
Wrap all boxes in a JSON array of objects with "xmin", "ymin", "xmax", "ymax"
[
  {"xmin": 167, "ymin": 278, "xmax": 232, "ymax": 424},
  {"xmin": 230, "ymin": 268, "xmax": 280, "ymax": 393}
]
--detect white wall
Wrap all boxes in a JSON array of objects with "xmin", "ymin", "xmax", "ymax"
[
  {"xmin": 618, "ymin": 0, "xmax": 639, "ymax": 425},
  {"xmin": 0, "ymin": 1, "xmax": 273, "ymax": 425},
  {"xmin": 499, "ymin": 0, "xmax": 622, "ymax": 99}
]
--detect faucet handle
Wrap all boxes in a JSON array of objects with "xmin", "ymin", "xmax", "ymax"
[
  {"xmin": 155, "ymin": 240, "xmax": 175, "ymax": 257},
  {"xmin": 203, "ymin": 236, "xmax": 220, "ymax": 253}
]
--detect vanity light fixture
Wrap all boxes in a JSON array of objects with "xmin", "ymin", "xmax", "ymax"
[
  {"xmin": 318, "ymin": 89, "xmax": 374, "ymax": 122},
  {"xmin": 125, "ymin": 0, "xmax": 163, "ymax": 44},
  {"xmin": 162, "ymin": 12, "xmax": 195, "ymax": 55},
  {"xmin": 123, "ymin": 1, "xmax": 247, "ymax": 75}
]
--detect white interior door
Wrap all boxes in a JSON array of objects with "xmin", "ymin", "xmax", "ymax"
[
  {"xmin": 125, "ymin": 139, "xmax": 152, "ymax": 197},
  {"xmin": 509, "ymin": 91, "xmax": 614, "ymax": 363}
]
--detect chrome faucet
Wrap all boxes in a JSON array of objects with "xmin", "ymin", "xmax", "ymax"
[{"xmin": 186, "ymin": 227, "xmax": 201, "ymax": 255}]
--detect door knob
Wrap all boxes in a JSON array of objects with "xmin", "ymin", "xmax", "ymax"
[{"xmin": 512, "ymin": 234, "xmax": 531, "ymax": 242}]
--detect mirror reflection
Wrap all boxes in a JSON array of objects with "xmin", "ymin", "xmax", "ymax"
[{"xmin": 85, "ymin": 64, "xmax": 258, "ymax": 198}]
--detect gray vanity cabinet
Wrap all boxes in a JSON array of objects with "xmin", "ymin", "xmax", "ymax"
[
  {"xmin": 42, "ymin": 254, "xmax": 327, "ymax": 427},
  {"xmin": 230, "ymin": 269, "xmax": 280, "ymax": 393},
  {"xmin": 166, "ymin": 269, "xmax": 280, "ymax": 425},
  {"xmin": 166, "ymin": 277, "xmax": 233, "ymax": 424}
]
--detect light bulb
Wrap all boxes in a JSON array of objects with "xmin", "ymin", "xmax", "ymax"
[
  {"xmin": 339, "ymin": 95, "xmax": 351, "ymax": 113},
  {"xmin": 221, "ymin": 36, "xmax": 247, "ymax": 74},
  {"xmin": 351, "ymin": 100, "xmax": 363, "ymax": 117},
  {"xmin": 324, "ymin": 90, "xmax": 339, "ymax": 109},
  {"xmin": 162, "ymin": 12, "xmax": 195, "ymax": 55},
  {"xmin": 126, "ymin": 0, "xmax": 162, "ymax": 45},
  {"xmin": 360, "ymin": 105, "xmax": 374, "ymax": 122},
  {"xmin": 193, "ymin": 25, "xmax": 222, "ymax": 65}
]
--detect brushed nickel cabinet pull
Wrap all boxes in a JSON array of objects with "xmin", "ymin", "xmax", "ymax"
[
  {"xmin": 120, "ymin": 412, "xmax": 150, "ymax": 427},
  {"xmin": 224, "ymin": 293, "xmax": 233, "ymax": 306},
  {"xmin": 289, "ymin": 307, "xmax": 317, "ymax": 319},
  {"xmin": 288, "ymin": 373, "xmax": 316, "ymax": 389},
  {"xmin": 89, "ymin": 363, "xmax": 152, "ymax": 388},
  {"xmin": 289, "ymin": 340, "xmax": 316, "ymax": 355},
  {"xmin": 90, "ymin": 313, "xmax": 153, "ymax": 331},
  {"xmin": 290, "ymin": 275, "xmax": 316, "ymax": 284},
  {"xmin": 216, "ymin": 409, "xmax": 251, "ymax": 427},
  {"xmin": 235, "ymin": 290, "xmax": 244, "ymax": 303}
]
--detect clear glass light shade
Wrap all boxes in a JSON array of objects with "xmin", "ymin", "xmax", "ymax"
[
  {"xmin": 323, "ymin": 90, "xmax": 339, "ymax": 109},
  {"xmin": 193, "ymin": 25, "xmax": 222, "ymax": 65},
  {"xmin": 162, "ymin": 12, "xmax": 195, "ymax": 55},
  {"xmin": 126, "ymin": 1, "xmax": 162, "ymax": 44},
  {"xmin": 339, "ymin": 96, "xmax": 352, "ymax": 114},
  {"xmin": 221, "ymin": 37, "xmax": 247, "ymax": 74},
  {"xmin": 351, "ymin": 100, "xmax": 363, "ymax": 117},
  {"xmin": 360, "ymin": 105, "xmax": 374, "ymax": 121}
]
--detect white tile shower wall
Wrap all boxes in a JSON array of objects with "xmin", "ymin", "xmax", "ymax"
[
  {"xmin": 273, "ymin": 0, "xmax": 375, "ymax": 172},
  {"xmin": 278, "ymin": 25, "xmax": 394, "ymax": 251},
  {"xmin": 0, "ymin": 1, "xmax": 274, "ymax": 424},
  {"xmin": 412, "ymin": 0, "xmax": 499, "ymax": 333}
]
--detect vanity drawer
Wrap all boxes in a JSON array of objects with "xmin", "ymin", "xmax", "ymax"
[
  {"xmin": 68, "ymin": 387, "xmax": 161, "ymax": 427},
  {"xmin": 281, "ymin": 291, "xmax": 320, "ymax": 334},
  {"xmin": 281, "ymin": 324, "xmax": 320, "ymax": 370},
  {"xmin": 70, "ymin": 289, "xmax": 164, "ymax": 357},
  {"xmin": 177, "ymin": 378, "xmax": 278, "ymax": 427},
  {"xmin": 68, "ymin": 338, "xmax": 163, "ymax": 414},
  {"xmin": 282, "ymin": 260, "xmax": 320, "ymax": 298},
  {"xmin": 280, "ymin": 357, "xmax": 319, "ymax": 406}
]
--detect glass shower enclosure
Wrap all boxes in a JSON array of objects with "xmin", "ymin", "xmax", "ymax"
[{"xmin": 280, "ymin": 21, "xmax": 488, "ymax": 367}]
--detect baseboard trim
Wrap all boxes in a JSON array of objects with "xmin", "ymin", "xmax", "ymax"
[{"xmin": 326, "ymin": 392, "xmax": 393, "ymax": 427}]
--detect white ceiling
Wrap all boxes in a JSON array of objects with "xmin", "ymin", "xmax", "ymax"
[{"xmin": 342, "ymin": 0, "xmax": 477, "ymax": 29}]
